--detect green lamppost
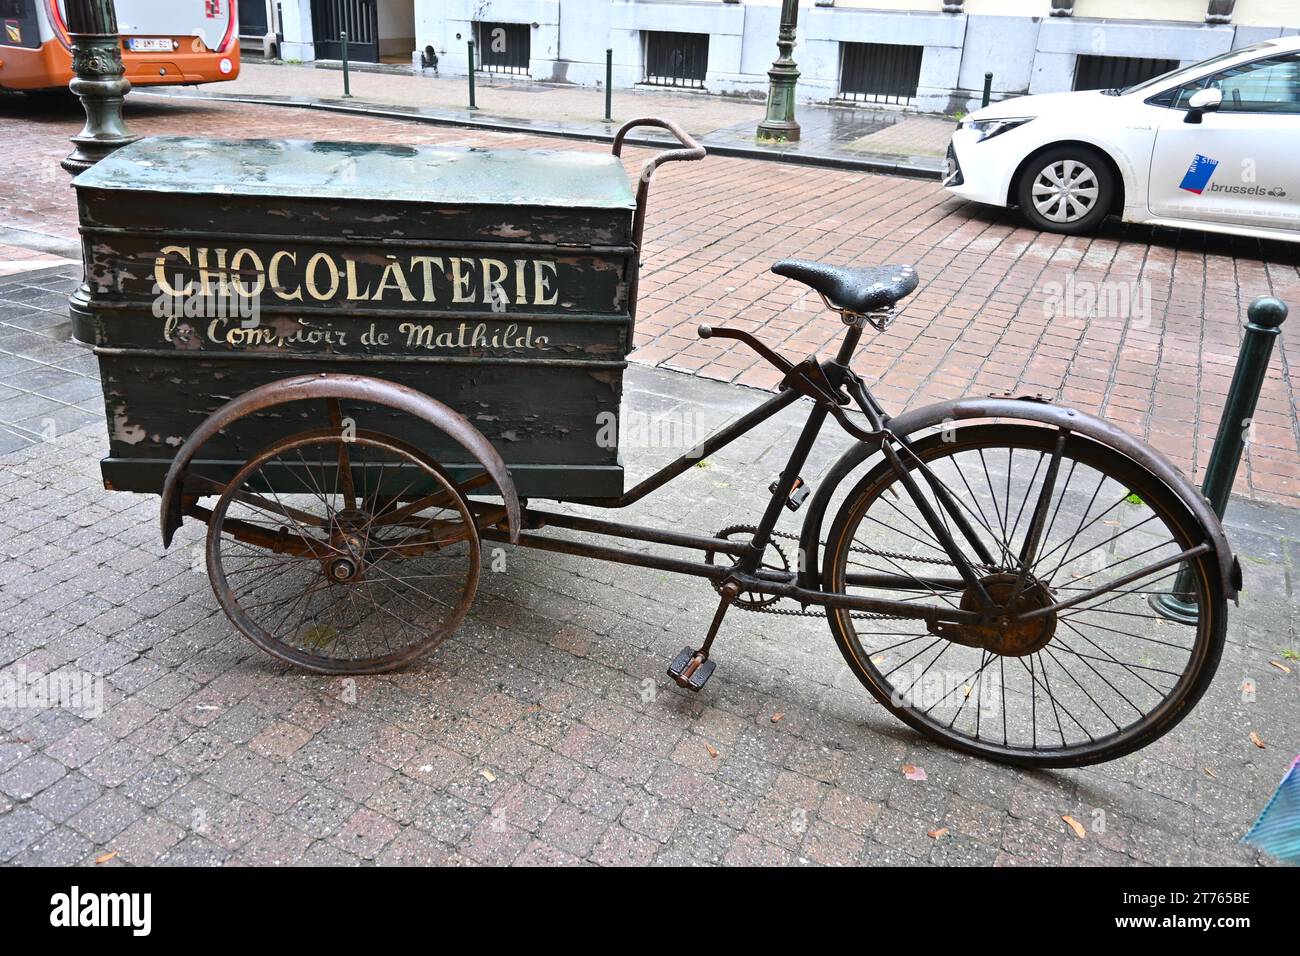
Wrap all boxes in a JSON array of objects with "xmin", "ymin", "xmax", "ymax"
[
  {"xmin": 756, "ymin": 0, "xmax": 801, "ymax": 142},
  {"xmin": 63, "ymin": 0, "xmax": 138, "ymax": 346},
  {"xmin": 61, "ymin": 0, "xmax": 138, "ymax": 176}
]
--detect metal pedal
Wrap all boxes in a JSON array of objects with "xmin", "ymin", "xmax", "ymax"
[
  {"xmin": 667, "ymin": 646, "xmax": 716, "ymax": 692},
  {"xmin": 768, "ymin": 476, "xmax": 810, "ymax": 511}
]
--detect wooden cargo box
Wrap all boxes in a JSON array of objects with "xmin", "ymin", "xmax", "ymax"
[{"xmin": 73, "ymin": 135, "xmax": 639, "ymax": 499}]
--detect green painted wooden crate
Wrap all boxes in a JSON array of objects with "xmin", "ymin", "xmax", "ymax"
[{"xmin": 73, "ymin": 135, "xmax": 638, "ymax": 500}]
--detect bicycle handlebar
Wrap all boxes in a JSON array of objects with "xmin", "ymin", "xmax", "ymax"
[{"xmin": 697, "ymin": 324, "xmax": 794, "ymax": 375}]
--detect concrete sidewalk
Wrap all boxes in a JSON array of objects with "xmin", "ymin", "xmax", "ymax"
[{"xmin": 142, "ymin": 60, "xmax": 953, "ymax": 177}]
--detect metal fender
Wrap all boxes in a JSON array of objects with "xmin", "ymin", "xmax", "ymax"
[
  {"xmin": 797, "ymin": 397, "xmax": 1239, "ymax": 600},
  {"xmin": 159, "ymin": 373, "xmax": 521, "ymax": 548}
]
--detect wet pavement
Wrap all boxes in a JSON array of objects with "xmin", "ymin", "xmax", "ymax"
[{"xmin": 142, "ymin": 60, "xmax": 952, "ymax": 176}]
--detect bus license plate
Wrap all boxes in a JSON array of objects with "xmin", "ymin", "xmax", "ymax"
[{"xmin": 128, "ymin": 38, "xmax": 173, "ymax": 52}]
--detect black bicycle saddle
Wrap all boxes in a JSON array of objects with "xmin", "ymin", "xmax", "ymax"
[{"xmin": 772, "ymin": 259, "xmax": 919, "ymax": 313}]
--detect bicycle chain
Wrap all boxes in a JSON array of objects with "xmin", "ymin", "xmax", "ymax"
[{"xmin": 735, "ymin": 529, "xmax": 968, "ymax": 621}]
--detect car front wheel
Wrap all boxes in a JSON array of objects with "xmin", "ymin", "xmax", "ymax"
[{"xmin": 1015, "ymin": 147, "xmax": 1114, "ymax": 235}]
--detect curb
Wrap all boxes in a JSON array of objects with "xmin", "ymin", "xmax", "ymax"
[{"xmin": 134, "ymin": 89, "xmax": 946, "ymax": 180}]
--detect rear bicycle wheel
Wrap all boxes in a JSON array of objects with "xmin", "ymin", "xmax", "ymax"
[{"xmin": 823, "ymin": 424, "xmax": 1226, "ymax": 767}]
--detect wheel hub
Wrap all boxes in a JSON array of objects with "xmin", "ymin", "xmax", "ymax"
[
  {"xmin": 324, "ymin": 508, "xmax": 372, "ymax": 584},
  {"xmin": 327, "ymin": 556, "xmax": 359, "ymax": 581},
  {"xmin": 956, "ymin": 572, "xmax": 1056, "ymax": 657}
]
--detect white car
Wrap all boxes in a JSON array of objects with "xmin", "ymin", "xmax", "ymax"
[{"xmin": 945, "ymin": 36, "xmax": 1300, "ymax": 241}]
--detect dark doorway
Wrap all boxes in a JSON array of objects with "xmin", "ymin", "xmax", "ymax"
[{"xmin": 238, "ymin": 0, "xmax": 269, "ymax": 37}]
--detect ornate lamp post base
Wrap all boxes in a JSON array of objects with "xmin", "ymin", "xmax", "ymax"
[
  {"xmin": 61, "ymin": 2, "xmax": 139, "ymax": 346},
  {"xmin": 757, "ymin": 0, "xmax": 801, "ymax": 142},
  {"xmin": 757, "ymin": 63, "xmax": 801, "ymax": 142},
  {"xmin": 62, "ymin": 29, "xmax": 139, "ymax": 176}
]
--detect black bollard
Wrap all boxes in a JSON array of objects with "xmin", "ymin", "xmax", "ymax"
[
  {"xmin": 605, "ymin": 48, "xmax": 613, "ymax": 122},
  {"xmin": 340, "ymin": 31, "xmax": 352, "ymax": 98},
  {"xmin": 467, "ymin": 39, "xmax": 478, "ymax": 110},
  {"xmin": 1151, "ymin": 295, "xmax": 1289, "ymax": 623}
]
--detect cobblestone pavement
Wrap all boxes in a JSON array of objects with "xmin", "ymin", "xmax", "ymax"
[
  {"xmin": 2, "ymin": 93, "xmax": 1299, "ymax": 505},
  {"xmin": 171, "ymin": 60, "xmax": 952, "ymax": 170},
  {"xmin": 0, "ymin": 264, "xmax": 1297, "ymax": 867}
]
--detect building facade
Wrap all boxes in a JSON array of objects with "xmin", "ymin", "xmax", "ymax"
[{"xmin": 273, "ymin": 0, "xmax": 1298, "ymax": 112}]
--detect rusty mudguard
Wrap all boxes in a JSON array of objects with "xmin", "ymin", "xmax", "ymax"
[
  {"xmin": 797, "ymin": 397, "xmax": 1240, "ymax": 602},
  {"xmin": 159, "ymin": 373, "xmax": 521, "ymax": 548}
]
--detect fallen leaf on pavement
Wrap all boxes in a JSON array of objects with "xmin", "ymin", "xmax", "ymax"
[
  {"xmin": 94, "ymin": 851, "xmax": 117, "ymax": 864},
  {"xmin": 1268, "ymin": 659, "xmax": 1291, "ymax": 674},
  {"xmin": 771, "ymin": 713, "xmax": 784, "ymax": 724},
  {"xmin": 1062, "ymin": 815, "xmax": 1086, "ymax": 839},
  {"xmin": 1250, "ymin": 731, "xmax": 1266, "ymax": 749},
  {"xmin": 1203, "ymin": 768, "xmax": 1218, "ymax": 780},
  {"xmin": 902, "ymin": 764, "xmax": 927, "ymax": 781},
  {"xmin": 927, "ymin": 827, "xmax": 949, "ymax": 840}
]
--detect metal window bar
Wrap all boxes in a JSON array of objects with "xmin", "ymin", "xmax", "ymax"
[
  {"xmin": 1073, "ymin": 55, "xmax": 1180, "ymax": 92},
  {"xmin": 838, "ymin": 42, "xmax": 924, "ymax": 106},
  {"xmin": 474, "ymin": 21, "xmax": 530, "ymax": 76},
  {"xmin": 310, "ymin": 0, "xmax": 378, "ymax": 61},
  {"xmin": 644, "ymin": 31, "xmax": 709, "ymax": 89}
]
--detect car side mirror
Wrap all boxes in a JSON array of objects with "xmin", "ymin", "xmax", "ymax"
[{"xmin": 1184, "ymin": 87, "xmax": 1223, "ymax": 124}]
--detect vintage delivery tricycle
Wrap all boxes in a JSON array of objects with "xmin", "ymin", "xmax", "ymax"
[{"xmin": 72, "ymin": 119, "xmax": 1240, "ymax": 768}]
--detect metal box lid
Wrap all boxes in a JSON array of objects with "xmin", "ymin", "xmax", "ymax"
[{"xmin": 74, "ymin": 136, "xmax": 639, "ymax": 211}]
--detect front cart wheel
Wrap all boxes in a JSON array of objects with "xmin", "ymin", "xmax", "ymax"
[
  {"xmin": 1015, "ymin": 146, "xmax": 1114, "ymax": 235},
  {"xmin": 822, "ymin": 424, "xmax": 1226, "ymax": 768},
  {"xmin": 206, "ymin": 429, "xmax": 480, "ymax": 674}
]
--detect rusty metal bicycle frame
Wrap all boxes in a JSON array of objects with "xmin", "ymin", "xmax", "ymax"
[
  {"xmin": 477, "ymin": 336, "xmax": 1217, "ymax": 634},
  {"xmin": 474, "ymin": 309, "xmax": 1004, "ymax": 630}
]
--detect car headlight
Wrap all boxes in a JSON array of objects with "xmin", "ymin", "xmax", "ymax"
[{"xmin": 962, "ymin": 117, "xmax": 1034, "ymax": 142}]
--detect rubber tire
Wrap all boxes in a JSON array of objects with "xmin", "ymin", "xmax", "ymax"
[
  {"xmin": 1015, "ymin": 145, "xmax": 1115, "ymax": 236},
  {"xmin": 822, "ymin": 424, "xmax": 1227, "ymax": 768}
]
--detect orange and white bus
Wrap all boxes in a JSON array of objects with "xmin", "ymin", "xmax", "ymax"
[{"xmin": 0, "ymin": 0, "xmax": 239, "ymax": 91}]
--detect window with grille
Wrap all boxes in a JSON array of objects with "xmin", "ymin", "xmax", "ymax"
[
  {"xmin": 839, "ymin": 43, "xmax": 924, "ymax": 106},
  {"xmin": 644, "ymin": 31, "xmax": 709, "ymax": 89},
  {"xmin": 475, "ymin": 21, "xmax": 530, "ymax": 76},
  {"xmin": 1073, "ymin": 55, "xmax": 1180, "ymax": 92}
]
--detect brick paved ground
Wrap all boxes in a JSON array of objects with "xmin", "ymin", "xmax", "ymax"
[
  {"xmin": 0, "ymin": 264, "xmax": 1296, "ymax": 867},
  {"xmin": 2, "ymin": 93, "xmax": 1297, "ymax": 505}
]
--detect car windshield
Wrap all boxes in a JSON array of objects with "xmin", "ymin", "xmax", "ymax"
[{"xmin": 1119, "ymin": 42, "xmax": 1274, "ymax": 95}]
